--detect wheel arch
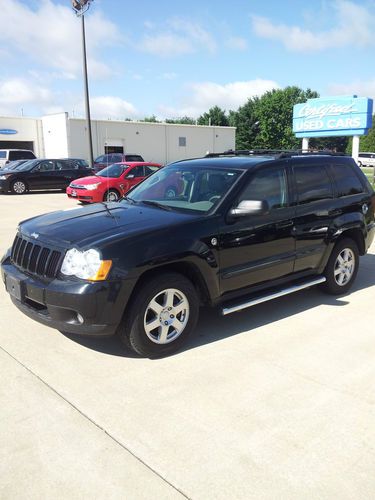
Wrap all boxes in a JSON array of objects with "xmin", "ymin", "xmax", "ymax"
[
  {"xmin": 103, "ymin": 187, "xmax": 121, "ymax": 201},
  {"xmin": 337, "ymin": 228, "xmax": 365, "ymax": 255},
  {"xmin": 123, "ymin": 262, "xmax": 211, "ymax": 317}
]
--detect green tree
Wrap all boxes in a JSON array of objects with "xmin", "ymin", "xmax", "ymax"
[
  {"xmin": 165, "ymin": 116, "xmax": 196, "ymax": 125},
  {"xmin": 141, "ymin": 115, "xmax": 160, "ymax": 123},
  {"xmin": 197, "ymin": 106, "xmax": 229, "ymax": 126},
  {"xmin": 228, "ymin": 99, "xmax": 260, "ymax": 150},
  {"xmin": 254, "ymin": 87, "xmax": 319, "ymax": 150}
]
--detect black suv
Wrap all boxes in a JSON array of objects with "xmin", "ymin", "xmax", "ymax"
[
  {"xmin": 0, "ymin": 158, "xmax": 92, "ymax": 194},
  {"xmin": 1, "ymin": 151, "xmax": 374, "ymax": 357}
]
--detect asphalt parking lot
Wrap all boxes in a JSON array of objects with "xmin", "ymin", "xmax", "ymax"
[{"xmin": 1, "ymin": 192, "xmax": 375, "ymax": 499}]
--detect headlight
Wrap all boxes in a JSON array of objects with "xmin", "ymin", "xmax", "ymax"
[
  {"xmin": 85, "ymin": 183, "xmax": 101, "ymax": 190},
  {"xmin": 61, "ymin": 248, "xmax": 112, "ymax": 281},
  {"xmin": 0, "ymin": 175, "xmax": 10, "ymax": 180}
]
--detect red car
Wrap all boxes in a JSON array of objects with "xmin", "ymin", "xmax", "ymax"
[{"xmin": 66, "ymin": 162, "xmax": 162, "ymax": 203}]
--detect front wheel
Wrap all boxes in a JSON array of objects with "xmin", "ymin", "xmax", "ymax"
[
  {"xmin": 103, "ymin": 189, "xmax": 120, "ymax": 202},
  {"xmin": 11, "ymin": 180, "xmax": 27, "ymax": 194},
  {"xmin": 321, "ymin": 238, "xmax": 359, "ymax": 295},
  {"xmin": 118, "ymin": 272, "xmax": 199, "ymax": 357}
]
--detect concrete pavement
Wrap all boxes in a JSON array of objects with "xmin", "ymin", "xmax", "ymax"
[{"xmin": 1, "ymin": 192, "xmax": 375, "ymax": 499}]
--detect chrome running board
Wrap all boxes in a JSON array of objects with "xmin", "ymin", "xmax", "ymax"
[{"xmin": 222, "ymin": 276, "xmax": 326, "ymax": 316}]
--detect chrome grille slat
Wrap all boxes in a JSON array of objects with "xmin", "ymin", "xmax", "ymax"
[{"xmin": 10, "ymin": 235, "xmax": 62, "ymax": 279}]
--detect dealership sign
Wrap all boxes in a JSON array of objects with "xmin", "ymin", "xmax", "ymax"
[
  {"xmin": 0, "ymin": 129, "xmax": 17, "ymax": 135},
  {"xmin": 293, "ymin": 96, "xmax": 373, "ymax": 138}
]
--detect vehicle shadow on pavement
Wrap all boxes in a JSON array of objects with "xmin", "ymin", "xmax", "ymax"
[{"xmin": 62, "ymin": 252, "xmax": 375, "ymax": 358}]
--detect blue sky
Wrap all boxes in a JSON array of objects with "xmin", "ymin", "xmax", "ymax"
[{"xmin": 0, "ymin": 0, "xmax": 374, "ymax": 120}]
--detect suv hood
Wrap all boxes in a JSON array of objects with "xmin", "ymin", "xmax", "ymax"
[{"xmin": 19, "ymin": 202, "xmax": 196, "ymax": 247}]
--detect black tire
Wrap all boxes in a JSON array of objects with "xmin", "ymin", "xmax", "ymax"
[
  {"xmin": 321, "ymin": 238, "xmax": 359, "ymax": 295},
  {"xmin": 103, "ymin": 189, "xmax": 120, "ymax": 202},
  {"xmin": 118, "ymin": 272, "xmax": 199, "ymax": 357},
  {"xmin": 11, "ymin": 179, "xmax": 27, "ymax": 195}
]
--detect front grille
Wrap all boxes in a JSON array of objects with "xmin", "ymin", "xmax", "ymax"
[
  {"xmin": 70, "ymin": 183, "xmax": 87, "ymax": 190},
  {"xmin": 11, "ymin": 235, "xmax": 63, "ymax": 279}
]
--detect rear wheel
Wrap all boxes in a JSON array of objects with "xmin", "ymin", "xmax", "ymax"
[
  {"xmin": 103, "ymin": 189, "xmax": 120, "ymax": 202},
  {"xmin": 11, "ymin": 180, "xmax": 27, "ymax": 194},
  {"xmin": 118, "ymin": 272, "xmax": 199, "ymax": 357},
  {"xmin": 321, "ymin": 238, "xmax": 359, "ymax": 295}
]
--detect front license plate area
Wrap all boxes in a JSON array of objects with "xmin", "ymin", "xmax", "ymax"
[
  {"xmin": 6, "ymin": 275, "xmax": 24, "ymax": 301},
  {"xmin": 71, "ymin": 190, "xmax": 77, "ymax": 197}
]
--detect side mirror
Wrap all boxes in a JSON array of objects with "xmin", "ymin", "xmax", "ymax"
[{"xmin": 229, "ymin": 199, "xmax": 269, "ymax": 218}]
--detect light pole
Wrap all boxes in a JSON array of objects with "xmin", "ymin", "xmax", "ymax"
[{"xmin": 71, "ymin": 0, "xmax": 94, "ymax": 167}]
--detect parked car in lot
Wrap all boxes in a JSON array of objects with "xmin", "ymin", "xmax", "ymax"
[
  {"xmin": 1, "ymin": 151, "xmax": 374, "ymax": 357},
  {"xmin": 358, "ymin": 152, "xmax": 375, "ymax": 167},
  {"xmin": 93, "ymin": 153, "xmax": 144, "ymax": 172},
  {"xmin": 0, "ymin": 158, "xmax": 92, "ymax": 194},
  {"xmin": 0, "ymin": 149, "xmax": 36, "ymax": 168},
  {"xmin": 66, "ymin": 162, "xmax": 162, "ymax": 202}
]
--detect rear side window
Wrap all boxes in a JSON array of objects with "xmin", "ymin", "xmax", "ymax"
[
  {"xmin": 331, "ymin": 164, "xmax": 364, "ymax": 197},
  {"xmin": 0, "ymin": 151, "xmax": 6, "ymax": 158},
  {"xmin": 294, "ymin": 165, "xmax": 333, "ymax": 204},
  {"xmin": 10, "ymin": 151, "xmax": 35, "ymax": 160}
]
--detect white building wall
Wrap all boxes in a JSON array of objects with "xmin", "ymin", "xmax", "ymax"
[
  {"xmin": 0, "ymin": 115, "xmax": 44, "ymax": 156},
  {"xmin": 1, "ymin": 114, "xmax": 236, "ymax": 164},
  {"xmin": 67, "ymin": 117, "xmax": 235, "ymax": 165}
]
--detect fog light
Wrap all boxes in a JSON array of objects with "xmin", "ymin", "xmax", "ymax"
[{"xmin": 77, "ymin": 313, "xmax": 84, "ymax": 324}]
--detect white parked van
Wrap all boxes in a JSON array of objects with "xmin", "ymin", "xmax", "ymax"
[
  {"xmin": 0, "ymin": 149, "xmax": 36, "ymax": 168},
  {"xmin": 358, "ymin": 152, "xmax": 375, "ymax": 167}
]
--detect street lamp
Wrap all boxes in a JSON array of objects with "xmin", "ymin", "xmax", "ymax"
[{"xmin": 71, "ymin": 0, "xmax": 94, "ymax": 167}]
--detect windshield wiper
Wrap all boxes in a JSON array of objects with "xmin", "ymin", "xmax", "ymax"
[
  {"xmin": 140, "ymin": 200, "xmax": 173, "ymax": 211},
  {"xmin": 123, "ymin": 195, "xmax": 136, "ymax": 204}
]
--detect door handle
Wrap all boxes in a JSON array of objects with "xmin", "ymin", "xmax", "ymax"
[
  {"xmin": 309, "ymin": 226, "xmax": 328, "ymax": 234},
  {"xmin": 276, "ymin": 220, "xmax": 294, "ymax": 229}
]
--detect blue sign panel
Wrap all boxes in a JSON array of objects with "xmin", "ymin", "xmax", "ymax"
[
  {"xmin": 293, "ymin": 96, "xmax": 373, "ymax": 138},
  {"xmin": 0, "ymin": 129, "xmax": 18, "ymax": 135}
]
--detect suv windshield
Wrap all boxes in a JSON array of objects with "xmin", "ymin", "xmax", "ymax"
[
  {"xmin": 97, "ymin": 163, "xmax": 127, "ymax": 178},
  {"xmin": 122, "ymin": 164, "xmax": 241, "ymax": 213}
]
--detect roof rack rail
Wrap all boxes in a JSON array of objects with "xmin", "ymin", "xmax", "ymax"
[{"xmin": 205, "ymin": 149, "xmax": 350, "ymax": 159}]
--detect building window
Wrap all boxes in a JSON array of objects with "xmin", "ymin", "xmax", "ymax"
[{"xmin": 179, "ymin": 137, "xmax": 186, "ymax": 147}]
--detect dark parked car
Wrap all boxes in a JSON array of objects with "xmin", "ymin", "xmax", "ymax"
[
  {"xmin": 93, "ymin": 153, "xmax": 144, "ymax": 172},
  {"xmin": 0, "ymin": 158, "xmax": 92, "ymax": 194},
  {"xmin": 1, "ymin": 151, "xmax": 374, "ymax": 357}
]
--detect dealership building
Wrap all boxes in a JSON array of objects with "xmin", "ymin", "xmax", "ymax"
[{"xmin": 0, "ymin": 113, "xmax": 236, "ymax": 165}]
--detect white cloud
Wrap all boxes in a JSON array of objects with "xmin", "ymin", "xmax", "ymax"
[
  {"xmin": 0, "ymin": 0, "xmax": 123, "ymax": 79},
  {"xmin": 138, "ymin": 18, "xmax": 216, "ymax": 57},
  {"xmin": 225, "ymin": 37, "xmax": 248, "ymax": 51},
  {"xmin": 0, "ymin": 78, "xmax": 54, "ymax": 115},
  {"xmin": 88, "ymin": 96, "xmax": 139, "ymax": 120},
  {"xmin": 158, "ymin": 79, "xmax": 279, "ymax": 118},
  {"xmin": 327, "ymin": 79, "xmax": 375, "ymax": 101},
  {"xmin": 251, "ymin": 0, "xmax": 375, "ymax": 52}
]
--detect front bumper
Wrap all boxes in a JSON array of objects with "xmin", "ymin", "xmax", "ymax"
[
  {"xmin": 1, "ymin": 255, "xmax": 136, "ymax": 337},
  {"xmin": 0, "ymin": 179, "xmax": 11, "ymax": 192}
]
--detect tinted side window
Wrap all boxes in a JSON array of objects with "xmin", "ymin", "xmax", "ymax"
[
  {"xmin": 38, "ymin": 161, "xmax": 55, "ymax": 172},
  {"xmin": 239, "ymin": 167, "xmax": 288, "ymax": 210},
  {"xmin": 144, "ymin": 165, "xmax": 160, "ymax": 176},
  {"xmin": 95, "ymin": 155, "xmax": 105, "ymax": 163},
  {"xmin": 129, "ymin": 166, "xmax": 145, "ymax": 178},
  {"xmin": 294, "ymin": 165, "xmax": 333, "ymax": 204},
  {"xmin": 331, "ymin": 164, "xmax": 364, "ymax": 197}
]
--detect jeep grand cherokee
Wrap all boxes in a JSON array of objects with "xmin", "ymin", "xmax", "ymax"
[{"xmin": 1, "ymin": 151, "xmax": 374, "ymax": 357}]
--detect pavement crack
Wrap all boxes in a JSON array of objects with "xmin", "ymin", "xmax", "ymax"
[{"xmin": 0, "ymin": 345, "xmax": 191, "ymax": 500}]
